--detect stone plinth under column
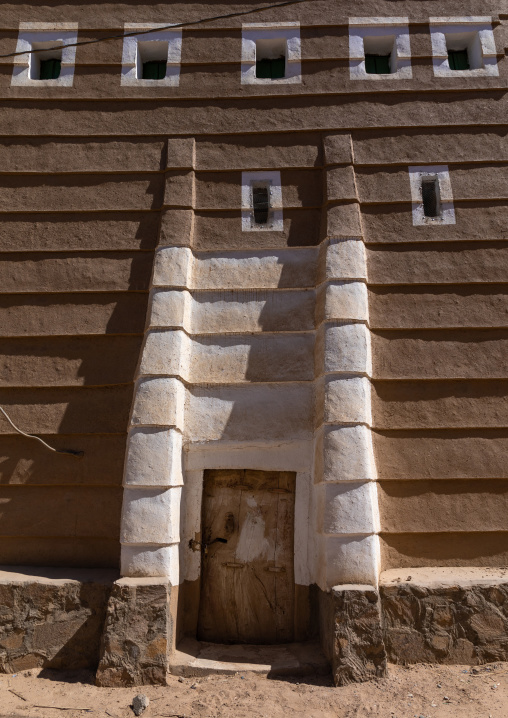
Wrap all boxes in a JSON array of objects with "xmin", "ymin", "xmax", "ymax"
[
  {"xmin": 319, "ymin": 584, "xmax": 387, "ymax": 686},
  {"xmin": 96, "ymin": 577, "xmax": 171, "ymax": 687}
]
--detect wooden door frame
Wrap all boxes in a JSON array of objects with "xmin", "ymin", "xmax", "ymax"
[{"xmin": 174, "ymin": 448, "xmax": 314, "ymax": 647}]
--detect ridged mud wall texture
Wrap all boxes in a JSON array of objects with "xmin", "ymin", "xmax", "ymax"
[{"xmin": 0, "ymin": 2, "xmax": 505, "ymax": 577}]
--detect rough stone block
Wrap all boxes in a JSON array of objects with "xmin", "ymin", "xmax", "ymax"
[
  {"xmin": 326, "ymin": 238, "xmax": 367, "ymax": 281},
  {"xmin": 149, "ymin": 289, "xmax": 191, "ymax": 329},
  {"xmin": 121, "ymin": 487, "xmax": 181, "ymax": 545},
  {"xmin": 120, "ymin": 544, "xmax": 179, "ymax": 583},
  {"xmin": 163, "ymin": 171, "xmax": 195, "ymax": 208},
  {"xmin": 96, "ymin": 578, "xmax": 171, "ymax": 687},
  {"xmin": 320, "ymin": 481, "xmax": 379, "ymax": 535},
  {"xmin": 139, "ymin": 329, "xmax": 190, "ymax": 378},
  {"xmin": 325, "ymin": 584, "xmax": 387, "ymax": 686},
  {"xmin": 158, "ymin": 210, "xmax": 193, "ymax": 248},
  {"xmin": 152, "ymin": 247, "xmax": 193, "ymax": 288},
  {"xmin": 0, "ymin": 568, "xmax": 115, "ymax": 673},
  {"xmin": 323, "ymin": 425, "xmax": 377, "ymax": 482},
  {"xmin": 131, "ymin": 379, "xmax": 185, "ymax": 431},
  {"xmin": 381, "ymin": 571, "xmax": 508, "ymax": 665},
  {"xmin": 327, "ymin": 202, "xmax": 363, "ymax": 238},
  {"xmin": 166, "ymin": 137, "xmax": 195, "ymax": 169},
  {"xmin": 325, "ymin": 281, "xmax": 369, "ymax": 323},
  {"xmin": 324, "ymin": 323, "xmax": 371, "ymax": 375},
  {"xmin": 124, "ymin": 427, "xmax": 184, "ymax": 487},
  {"xmin": 326, "ymin": 166, "xmax": 357, "ymax": 201},
  {"xmin": 324, "ymin": 375, "xmax": 372, "ymax": 425},
  {"xmin": 323, "ymin": 133, "xmax": 353, "ymax": 165},
  {"xmin": 319, "ymin": 535, "xmax": 381, "ymax": 587}
]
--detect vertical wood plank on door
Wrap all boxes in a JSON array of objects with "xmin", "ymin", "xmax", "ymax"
[
  {"xmin": 197, "ymin": 470, "xmax": 243, "ymax": 643},
  {"xmin": 197, "ymin": 469, "xmax": 296, "ymax": 644},
  {"xmin": 273, "ymin": 472, "xmax": 296, "ymax": 642}
]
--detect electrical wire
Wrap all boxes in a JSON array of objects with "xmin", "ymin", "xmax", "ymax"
[
  {"xmin": 0, "ymin": 0, "xmax": 310, "ymax": 59},
  {"xmin": 0, "ymin": 406, "xmax": 84, "ymax": 458}
]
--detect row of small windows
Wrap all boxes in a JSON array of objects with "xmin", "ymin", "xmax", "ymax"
[
  {"xmin": 27, "ymin": 48, "xmax": 475, "ymax": 82},
  {"xmin": 12, "ymin": 17, "xmax": 498, "ymax": 86},
  {"xmin": 244, "ymin": 166, "xmax": 455, "ymax": 232}
]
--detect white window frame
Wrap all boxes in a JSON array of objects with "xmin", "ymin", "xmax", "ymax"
[
  {"xmin": 349, "ymin": 17, "xmax": 412, "ymax": 80},
  {"xmin": 241, "ymin": 171, "xmax": 283, "ymax": 231},
  {"xmin": 408, "ymin": 165, "xmax": 456, "ymax": 226},
  {"xmin": 11, "ymin": 23, "xmax": 78, "ymax": 87},
  {"xmin": 241, "ymin": 22, "xmax": 301, "ymax": 85},
  {"xmin": 121, "ymin": 23, "xmax": 182, "ymax": 86},
  {"xmin": 429, "ymin": 17, "xmax": 499, "ymax": 77}
]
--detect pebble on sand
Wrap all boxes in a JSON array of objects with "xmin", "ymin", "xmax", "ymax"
[{"xmin": 132, "ymin": 694, "xmax": 149, "ymax": 716}]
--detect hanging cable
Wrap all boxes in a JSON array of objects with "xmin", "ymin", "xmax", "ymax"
[
  {"xmin": 0, "ymin": 406, "xmax": 84, "ymax": 458},
  {"xmin": 0, "ymin": 0, "xmax": 310, "ymax": 59}
]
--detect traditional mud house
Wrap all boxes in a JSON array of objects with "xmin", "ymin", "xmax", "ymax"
[{"xmin": 0, "ymin": 0, "xmax": 507, "ymax": 686}]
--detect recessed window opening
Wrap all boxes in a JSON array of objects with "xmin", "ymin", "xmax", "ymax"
[
  {"xmin": 363, "ymin": 34, "xmax": 397, "ymax": 74},
  {"xmin": 445, "ymin": 31, "xmax": 483, "ymax": 70},
  {"xmin": 252, "ymin": 182, "xmax": 270, "ymax": 224},
  {"xmin": 30, "ymin": 41, "xmax": 63, "ymax": 80},
  {"xmin": 255, "ymin": 38, "xmax": 286, "ymax": 79},
  {"xmin": 137, "ymin": 40, "xmax": 168, "ymax": 80},
  {"xmin": 421, "ymin": 177, "xmax": 441, "ymax": 218}
]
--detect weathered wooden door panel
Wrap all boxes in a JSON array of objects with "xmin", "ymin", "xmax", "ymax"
[{"xmin": 197, "ymin": 469, "xmax": 296, "ymax": 644}]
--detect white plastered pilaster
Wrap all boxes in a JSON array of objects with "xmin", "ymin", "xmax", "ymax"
[
  {"xmin": 314, "ymin": 231, "xmax": 380, "ymax": 589},
  {"xmin": 120, "ymin": 143, "xmax": 194, "ymax": 582}
]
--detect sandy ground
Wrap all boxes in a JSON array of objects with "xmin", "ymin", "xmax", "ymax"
[{"xmin": 0, "ymin": 662, "xmax": 507, "ymax": 718}]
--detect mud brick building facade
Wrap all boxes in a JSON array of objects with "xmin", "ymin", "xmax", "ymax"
[{"xmin": 0, "ymin": 0, "xmax": 507, "ymax": 686}]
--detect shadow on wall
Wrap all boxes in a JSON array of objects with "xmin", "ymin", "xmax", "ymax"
[{"xmin": 0, "ymin": 153, "xmax": 166, "ymax": 568}]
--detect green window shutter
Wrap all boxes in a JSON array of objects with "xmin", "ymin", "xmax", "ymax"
[
  {"xmin": 256, "ymin": 58, "xmax": 272, "ymax": 79},
  {"xmin": 142, "ymin": 60, "xmax": 167, "ymax": 80},
  {"xmin": 375, "ymin": 54, "xmax": 391, "ymax": 74},
  {"xmin": 39, "ymin": 58, "xmax": 61, "ymax": 80},
  {"xmin": 253, "ymin": 186, "xmax": 270, "ymax": 224},
  {"xmin": 365, "ymin": 54, "xmax": 391, "ymax": 74},
  {"xmin": 156, "ymin": 60, "xmax": 167, "ymax": 79},
  {"xmin": 271, "ymin": 56, "xmax": 286, "ymax": 79},
  {"xmin": 365, "ymin": 54, "xmax": 377, "ymax": 74},
  {"xmin": 448, "ymin": 49, "xmax": 469, "ymax": 71}
]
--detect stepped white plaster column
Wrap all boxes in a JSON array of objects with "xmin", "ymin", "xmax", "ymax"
[
  {"xmin": 314, "ymin": 134, "xmax": 380, "ymax": 589},
  {"xmin": 120, "ymin": 138, "xmax": 195, "ymax": 580}
]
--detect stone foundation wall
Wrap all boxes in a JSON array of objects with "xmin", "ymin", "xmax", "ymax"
[
  {"xmin": 325, "ymin": 568, "xmax": 508, "ymax": 686},
  {"xmin": 0, "ymin": 568, "xmax": 116, "ymax": 673},
  {"xmin": 1, "ymin": 568, "xmax": 508, "ymax": 686},
  {"xmin": 381, "ymin": 568, "xmax": 508, "ymax": 667}
]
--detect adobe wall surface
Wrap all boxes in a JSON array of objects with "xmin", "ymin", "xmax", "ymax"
[{"xmin": 0, "ymin": 1, "xmax": 505, "ymax": 679}]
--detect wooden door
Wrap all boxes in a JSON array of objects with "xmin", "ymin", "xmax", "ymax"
[{"xmin": 197, "ymin": 469, "xmax": 296, "ymax": 645}]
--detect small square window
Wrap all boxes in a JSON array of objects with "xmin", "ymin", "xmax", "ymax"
[
  {"xmin": 447, "ymin": 48, "xmax": 470, "ymax": 71},
  {"xmin": 142, "ymin": 60, "xmax": 167, "ymax": 80},
  {"xmin": 30, "ymin": 41, "xmax": 63, "ymax": 80},
  {"xmin": 121, "ymin": 25, "xmax": 182, "ymax": 86},
  {"xmin": 39, "ymin": 57, "xmax": 62, "ymax": 80},
  {"xmin": 255, "ymin": 38, "xmax": 286, "ymax": 79},
  {"xmin": 242, "ymin": 23, "xmax": 301, "ymax": 85},
  {"xmin": 349, "ymin": 19, "xmax": 412, "ymax": 81},
  {"xmin": 137, "ymin": 40, "xmax": 169, "ymax": 80},
  {"xmin": 365, "ymin": 54, "xmax": 391, "ymax": 75},
  {"xmin": 444, "ymin": 32, "xmax": 482, "ymax": 70},
  {"xmin": 242, "ymin": 171, "xmax": 283, "ymax": 232},
  {"xmin": 11, "ymin": 24, "xmax": 78, "ymax": 87},
  {"xmin": 430, "ymin": 18, "xmax": 499, "ymax": 77},
  {"xmin": 408, "ymin": 165, "xmax": 456, "ymax": 226}
]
